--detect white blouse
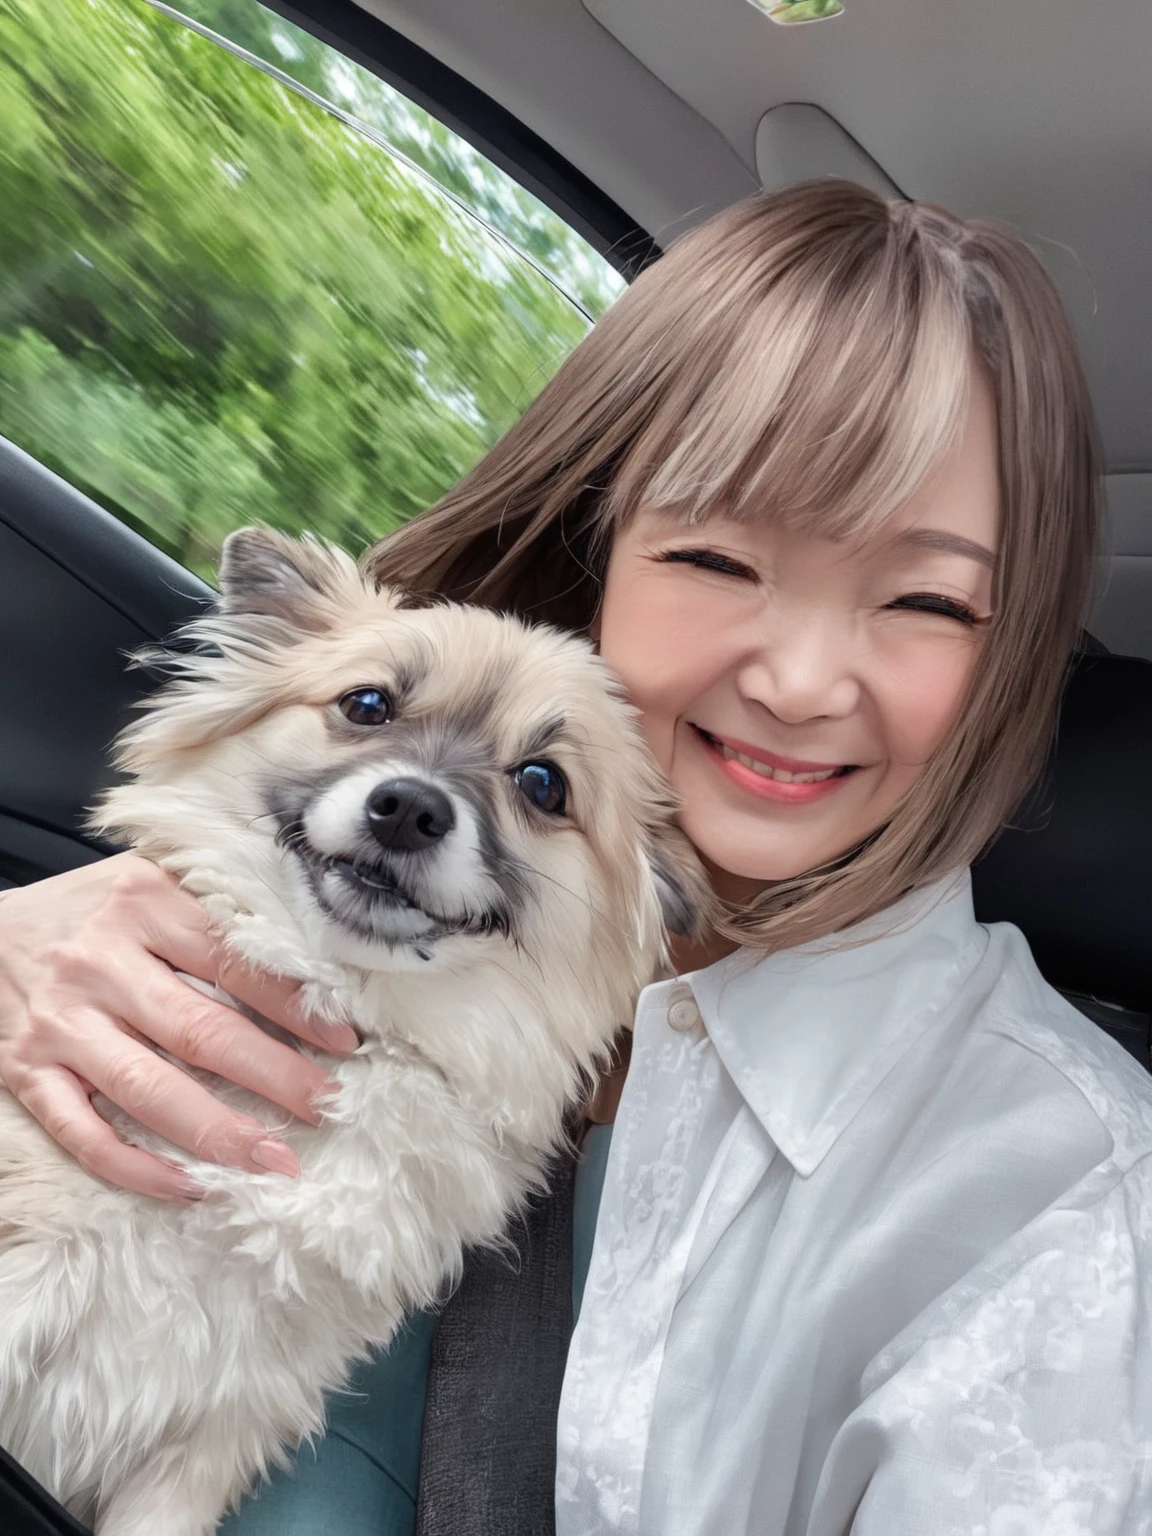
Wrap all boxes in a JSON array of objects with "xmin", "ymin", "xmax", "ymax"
[{"xmin": 556, "ymin": 873, "xmax": 1152, "ymax": 1535}]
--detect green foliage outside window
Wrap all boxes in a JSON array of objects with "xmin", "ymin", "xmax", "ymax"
[{"xmin": 0, "ymin": 0, "xmax": 624, "ymax": 578}]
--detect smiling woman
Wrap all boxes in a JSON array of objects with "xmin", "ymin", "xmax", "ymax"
[
  {"xmin": 374, "ymin": 184, "xmax": 1098, "ymax": 951},
  {"xmin": 594, "ymin": 361, "xmax": 1000, "ymax": 892}
]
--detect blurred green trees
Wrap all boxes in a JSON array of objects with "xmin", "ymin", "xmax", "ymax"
[{"xmin": 0, "ymin": 0, "xmax": 622, "ymax": 577}]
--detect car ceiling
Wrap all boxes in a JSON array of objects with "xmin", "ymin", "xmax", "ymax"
[{"xmin": 346, "ymin": 0, "xmax": 1152, "ymax": 651}]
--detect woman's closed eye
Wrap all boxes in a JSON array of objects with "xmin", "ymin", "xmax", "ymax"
[
  {"xmin": 886, "ymin": 592, "xmax": 988, "ymax": 626},
  {"xmin": 654, "ymin": 547, "xmax": 759, "ymax": 581}
]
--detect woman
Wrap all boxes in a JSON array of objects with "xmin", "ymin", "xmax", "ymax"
[{"xmin": 1, "ymin": 181, "xmax": 1148, "ymax": 1534}]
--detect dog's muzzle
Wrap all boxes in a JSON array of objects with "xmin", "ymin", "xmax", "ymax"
[{"xmin": 272, "ymin": 767, "xmax": 514, "ymax": 954}]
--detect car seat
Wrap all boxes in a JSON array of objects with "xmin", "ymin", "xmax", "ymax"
[{"xmin": 973, "ymin": 645, "xmax": 1152, "ymax": 1070}]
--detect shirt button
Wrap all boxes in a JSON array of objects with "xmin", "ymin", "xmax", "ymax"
[{"xmin": 666, "ymin": 987, "xmax": 702, "ymax": 1034}]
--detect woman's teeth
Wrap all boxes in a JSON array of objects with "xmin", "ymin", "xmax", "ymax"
[{"xmin": 715, "ymin": 743, "xmax": 843, "ymax": 783}]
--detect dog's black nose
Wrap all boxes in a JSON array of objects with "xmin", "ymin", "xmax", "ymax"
[{"xmin": 366, "ymin": 778, "xmax": 455, "ymax": 851}]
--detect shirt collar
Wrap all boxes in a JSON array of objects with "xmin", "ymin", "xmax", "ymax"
[{"xmin": 678, "ymin": 872, "xmax": 987, "ymax": 1177}]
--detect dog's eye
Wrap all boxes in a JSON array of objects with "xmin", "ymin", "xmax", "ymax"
[
  {"xmin": 512, "ymin": 762, "xmax": 567, "ymax": 817},
  {"xmin": 338, "ymin": 687, "xmax": 393, "ymax": 726}
]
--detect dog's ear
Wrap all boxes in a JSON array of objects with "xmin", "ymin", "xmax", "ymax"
[
  {"xmin": 647, "ymin": 824, "xmax": 711, "ymax": 940},
  {"xmin": 217, "ymin": 527, "xmax": 361, "ymax": 631}
]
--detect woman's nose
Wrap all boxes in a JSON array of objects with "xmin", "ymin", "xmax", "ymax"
[{"xmin": 737, "ymin": 622, "xmax": 861, "ymax": 723}]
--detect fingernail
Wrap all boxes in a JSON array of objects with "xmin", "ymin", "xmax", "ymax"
[
  {"xmin": 251, "ymin": 1139, "xmax": 300, "ymax": 1178},
  {"xmin": 315, "ymin": 1020, "xmax": 360, "ymax": 1053}
]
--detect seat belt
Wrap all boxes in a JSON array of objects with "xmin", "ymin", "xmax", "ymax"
[{"xmin": 414, "ymin": 1149, "xmax": 577, "ymax": 1536}]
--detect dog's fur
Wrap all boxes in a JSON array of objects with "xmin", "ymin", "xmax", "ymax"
[{"xmin": 0, "ymin": 528, "xmax": 702, "ymax": 1536}]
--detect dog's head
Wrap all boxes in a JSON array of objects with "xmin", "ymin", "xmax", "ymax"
[{"xmin": 95, "ymin": 529, "xmax": 704, "ymax": 1008}]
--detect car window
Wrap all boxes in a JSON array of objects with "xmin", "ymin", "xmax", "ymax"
[{"xmin": 0, "ymin": 0, "xmax": 626, "ymax": 579}]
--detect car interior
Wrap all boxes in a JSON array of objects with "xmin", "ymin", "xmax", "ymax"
[{"xmin": 1, "ymin": 0, "xmax": 1149, "ymax": 1077}]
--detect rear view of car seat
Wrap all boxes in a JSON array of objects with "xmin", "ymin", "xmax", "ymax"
[
  {"xmin": 973, "ymin": 647, "xmax": 1152, "ymax": 1070},
  {"xmin": 1091, "ymin": 473, "xmax": 1152, "ymax": 662}
]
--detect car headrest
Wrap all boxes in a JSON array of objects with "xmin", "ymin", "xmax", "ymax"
[{"xmin": 972, "ymin": 650, "xmax": 1152, "ymax": 1065}]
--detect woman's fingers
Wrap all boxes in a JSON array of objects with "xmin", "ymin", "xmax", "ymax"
[
  {"xmin": 0, "ymin": 854, "xmax": 349, "ymax": 1191},
  {"xmin": 63, "ymin": 1011, "xmax": 304, "ymax": 1175},
  {"xmin": 217, "ymin": 959, "xmax": 361, "ymax": 1055},
  {"xmin": 31, "ymin": 909, "xmax": 338, "ymax": 1132},
  {"xmin": 116, "ymin": 957, "xmax": 339, "ymax": 1129},
  {"xmin": 60, "ymin": 855, "xmax": 350, "ymax": 1121},
  {"xmin": 136, "ymin": 889, "xmax": 360, "ymax": 1054},
  {"xmin": 18, "ymin": 1064, "xmax": 207, "ymax": 1203}
]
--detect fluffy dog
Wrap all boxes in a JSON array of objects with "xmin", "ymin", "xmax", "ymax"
[{"xmin": 0, "ymin": 528, "xmax": 701, "ymax": 1536}]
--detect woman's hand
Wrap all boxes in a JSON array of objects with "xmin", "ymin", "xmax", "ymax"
[{"xmin": 0, "ymin": 854, "xmax": 359, "ymax": 1201}]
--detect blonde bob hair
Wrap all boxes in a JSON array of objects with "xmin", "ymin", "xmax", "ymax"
[{"xmin": 368, "ymin": 179, "xmax": 1101, "ymax": 951}]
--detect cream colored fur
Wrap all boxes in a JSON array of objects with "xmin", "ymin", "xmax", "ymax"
[{"xmin": 0, "ymin": 529, "xmax": 699, "ymax": 1535}]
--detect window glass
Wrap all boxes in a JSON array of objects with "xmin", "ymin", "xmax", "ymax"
[{"xmin": 0, "ymin": 0, "xmax": 626, "ymax": 577}]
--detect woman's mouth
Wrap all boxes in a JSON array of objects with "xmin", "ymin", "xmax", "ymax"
[{"xmin": 693, "ymin": 726, "xmax": 860, "ymax": 805}]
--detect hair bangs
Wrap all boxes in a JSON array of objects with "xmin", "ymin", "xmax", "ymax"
[{"xmin": 605, "ymin": 213, "xmax": 975, "ymax": 546}]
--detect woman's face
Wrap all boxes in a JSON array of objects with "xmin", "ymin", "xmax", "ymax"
[{"xmin": 595, "ymin": 366, "xmax": 1001, "ymax": 901}]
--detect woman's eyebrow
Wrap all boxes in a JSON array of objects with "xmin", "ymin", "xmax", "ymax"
[{"xmin": 889, "ymin": 528, "xmax": 997, "ymax": 569}]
